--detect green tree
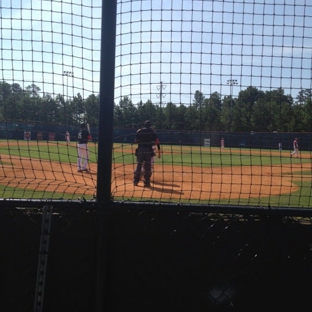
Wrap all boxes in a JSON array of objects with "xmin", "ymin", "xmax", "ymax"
[
  {"xmin": 114, "ymin": 102, "xmax": 123, "ymax": 127},
  {"xmin": 162, "ymin": 102, "xmax": 179, "ymax": 129},
  {"xmin": 202, "ymin": 92, "xmax": 222, "ymax": 131},
  {"xmin": 23, "ymin": 84, "xmax": 41, "ymax": 122},
  {"xmin": 136, "ymin": 99, "xmax": 156, "ymax": 128},
  {"xmin": 12, "ymin": 83, "xmax": 24, "ymax": 95},
  {"xmin": 295, "ymin": 89, "xmax": 312, "ymax": 132},
  {"xmin": 26, "ymin": 84, "xmax": 40, "ymax": 97},
  {"xmin": 250, "ymin": 88, "xmax": 293, "ymax": 132},
  {"xmin": 85, "ymin": 94, "xmax": 99, "ymax": 127},
  {"xmin": 185, "ymin": 105, "xmax": 199, "ymax": 130},
  {"xmin": 117, "ymin": 96, "xmax": 137, "ymax": 128},
  {"xmin": 250, "ymin": 97, "xmax": 271, "ymax": 131},
  {"xmin": 302, "ymin": 97, "xmax": 312, "ymax": 132},
  {"xmin": 40, "ymin": 93, "xmax": 59, "ymax": 124},
  {"xmin": 1, "ymin": 82, "xmax": 24, "ymax": 121},
  {"xmin": 0, "ymin": 81, "xmax": 12, "ymax": 100},
  {"xmin": 236, "ymin": 86, "xmax": 264, "ymax": 131},
  {"xmin": 265, "ymin": 88, "xmax": 293, "ymax": 132},
  {"xmin": 296, "ymin": 88, "xmax": 312, "ymax": 106},
  {"xmin": 71, "ymin": 93, "xmax": 85, "ymax": 125},
  {"xmin": 193, "ymin": 90, "xmax": 205, "ymax": 110},
  {"xmin": 177, "ymin": 104, "xmax": 187, "ymax": 130},
  {"xmin": 55, "ymin": 94, "xmax": 67, "ymax": 125},
  {"xmin": 220, "ymin": 95, "xmax": 234, "ymax": 131}
]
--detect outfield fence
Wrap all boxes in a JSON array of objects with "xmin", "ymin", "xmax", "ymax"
[{"xmin": 2, "ymin": 121, "xmax": 312, "ymax": 150}]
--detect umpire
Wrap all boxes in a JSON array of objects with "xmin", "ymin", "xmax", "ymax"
[{"xmin": 133, "ymin": 120, "xmax": 159, "ymax": 187}]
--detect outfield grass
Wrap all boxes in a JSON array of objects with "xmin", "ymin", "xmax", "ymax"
[
  {"xmin": 0, "ymin": 141, "xmax": 310, "ymax": 166},
  {"xmin": 0, "ymin": 141, "xmax": 98, "ymax": 163},
  {"xmin": 114, "ymin": 143, "xmax": 311, "ymax": 166}
]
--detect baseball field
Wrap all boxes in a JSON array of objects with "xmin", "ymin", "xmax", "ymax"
[{"xmin": 0, "ymin": 140, "xmax": 311, "ymax": 207}]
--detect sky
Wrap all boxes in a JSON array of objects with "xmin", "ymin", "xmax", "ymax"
[
  {"xmin": 0, "ymin": 0, "xmax": 311, "ymax": 106},
  {"xmin": 0, "ymin": 0, "xmax": 102, "ymax": 99}
]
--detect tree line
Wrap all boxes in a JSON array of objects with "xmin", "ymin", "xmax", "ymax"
[
  {"xmin": 0, "ymin": 81, "xmax": 99, "ymax": 128},
  {"xmin": 0, "ymin": 80, "xmax": 311, "ymax": 132}
]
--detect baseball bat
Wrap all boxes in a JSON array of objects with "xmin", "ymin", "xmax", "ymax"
[{"xmin": 86, "ymin": 123, "xmax": 91, "ymax": 171}]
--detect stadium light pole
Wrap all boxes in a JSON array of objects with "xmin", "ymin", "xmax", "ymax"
[
  {"xmin": 156, "ymin": 81, "xmax": 166, "ymax": 129},
  {"xmin": 227, "ymin": 79, "xmax": 238, "ymax": 131},
  {"xmin": 227, "ymin": 79, "xmax": 238, "ymax": 101},
  {"xmin": 63, "ymin": 71, "xmax": 74, "ymax": 126}
]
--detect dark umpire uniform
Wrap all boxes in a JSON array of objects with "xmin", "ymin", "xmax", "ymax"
[{"xmin": 133, "ymin": 120, "xmax": 159, "ymax": 187}]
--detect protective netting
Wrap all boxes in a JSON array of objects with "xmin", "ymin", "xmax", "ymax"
[
  {"xmin": 113, "ymin": 0, "xmax": 312, "ymax": 207},
  {"xmin": 0, "ymin": 1, "xmax": 101, "ymax": 201},
  {"xmin": 0, "ymin": 0, "xmax": 312, "ymax": 207}
]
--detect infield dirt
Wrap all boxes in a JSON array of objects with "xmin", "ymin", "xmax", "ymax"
[{"xmin": 1, "ymin": 152, "xmax": 311, "ymax": 201}]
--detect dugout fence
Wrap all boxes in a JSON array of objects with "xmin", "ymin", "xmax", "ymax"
[{"xmin": 1, "ymin": 0, "xmax": 312, "ymax": 311}]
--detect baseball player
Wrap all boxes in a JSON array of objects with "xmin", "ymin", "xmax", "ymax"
[
  {"xmin": 220, "ymin": 138, "xmax": 225, "ymax": 148},
  {"xmin": 77, "ymin": 123, "xmax": 91, "ymax": 172},
  {"xmin": 290, "ymin": 138, "xmax": 299, "ymax": 158},
  {"xmin": 65, "ymin": 131, "xmax": 70, "ymax": 143},
  {"xmin": 133, "ymin": 120, "xmax": 160, "ymax": 187}
]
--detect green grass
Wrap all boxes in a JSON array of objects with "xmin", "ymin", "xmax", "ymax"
[
  {"xmin": 0, "ymin": 140, "xmax": 98, "ymax": 163},
  {"xmin": 235, "ymin": 179, "xmax": 312, "ymax": 207},
  {"xmin": 0, "ymin": 141, "xmax": 309, "ymax": 166},
  {"xmin": 0, "ymin": 184, "xmax": 79, "ymax": 200},
  {"xmin": 114, "ymin": 144, "xmax": 310, "ymax": 167},
  {"xmin": 0, "ymin": 140, "xmax": 311, "ymax": 206}
]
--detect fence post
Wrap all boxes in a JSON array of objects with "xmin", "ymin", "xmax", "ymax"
[
  {"xmin": 96, "ymin": 0, "xmax": 117, "ymax": 311},
  {"xmin": 33, "ymin": 206, "xmax": 53, "ymax": 312}
]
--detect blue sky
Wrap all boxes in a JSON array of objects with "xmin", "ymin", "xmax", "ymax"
[
  {"xmin": 0, "ymin": 0, "xmax": 311, "ymax": 106},
  {"xmin": 0, "ymin": 0, "xmax": 102, "ymax": 99}
]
